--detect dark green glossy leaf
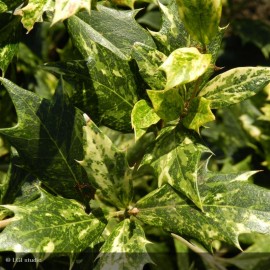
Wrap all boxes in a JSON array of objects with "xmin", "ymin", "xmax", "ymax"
[
  {"xmin": 139, "ymin": 125, "xmax": 210, "ymax": 209},
  {"xmin": 0, "ymin": 78, "xmax": 92, "ymax": 205},
  {"xmin": 79, "ymin": 117, "xmax": 133, "ymax": 208},
  {"xmin": 68, "ymin": 5, "xmax": 155, "ymax": 60},
  {"xmin": 199, "ymin": 67, "xmax": 270, "ymax": 108},
  {"xmin": 95, "ymin": 219, "xmax": 152, "ymax": 270},
  {"xmin": 136, "ymin": 169, "xmax": 270, "ymax": 251},
  {"xmin": 0, "ymin": 188, "xmax": 106, "ymax": 265}
]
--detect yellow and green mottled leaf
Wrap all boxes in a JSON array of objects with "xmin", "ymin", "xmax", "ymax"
[
  {"xmin": 199, "ymin": 67, "xmax": 270, "ymax": 109},
  {"xmin": 96, "ymin": 219, "xmax": 152, "ymax": 270},
  {"xmin": 52, "ymin": 0, "xmax": 91, "ymax": 25},
  {"xmin": 176, "ymin": 0, "xmax": 222, "ymax": 45},
  {"xmin": 14, "ymin": 0, "xmax": 54, "ymax": 33},
  {"xmin": 0, "ymin": 78, "xmax": 91, "ymax": 205},
  {"xmin": 183, "ymin": 97, "xmax": 215, "ymax": 133},
  {"xmin": 79, "ymin": 118, "xmax": 133, "ymax": 208},
  {"xmin": 0, "ymin": 16, "xmax": 21, "ymax": 75},
  {"xmin": 136, "ymin": 168, "xmax": 270, "ymax": 251},
  {"xmin": 139, "ymin": 125, "xmax": 211, "ymax": 210},
  {"xmin": 0, "ymin": 188, "xmax": 106, "ymax": 265},
  {"xmin": 66, "ymin": 19, "xmax": 140, "ymax": 131},
  {"xmin": 131, "ymin": 42, "xmax": 167, "ymax": 90},
  {"xmin": 159, "ymin": 47, "xmax": 211, "ymax": 90},
  {"xmin": 150, "ymin": 0, "xmax": 198, "ymax": 55},
  {"xmin": 67, "ymin": 5, "xmax": 155, "ymax": 60},
  {"xmin": 131, "ymin": 100, "xmax": 160, "ymax": 141},
  {"xmin": 147, "ymin": 88, "xmax": 184, "ymax": 122}
]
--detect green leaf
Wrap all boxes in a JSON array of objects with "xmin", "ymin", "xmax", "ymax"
[
  {"xmin": 176, "ymin": 0, "xmax": 222, "ymax": 45},
  {"xmin": 0, "ymin": 16, "xmax": 21, "ymax": 75},
  {"xmin": 0, "ymin": 78, "xmax": 91, "ymax": 205},
  {"xmin": 147, "ymin": 88, "xmax": 184, "ymax": 122},
  {"xmin": 183, "ymin": 97, "xmax": 215, "ymax": 133},
  {"xmin": 131, "ymin": 100, "xmax": 160, "ymax": 141},
  {"xmin": 14, "ymin": 0, "xmax": 54, "ymax": 33},
  {"xmin": 227, "ymin": 235, "xmax": 270, "ymax": 270},
  {"xmin": 0, "ymin": 0, "xmax": 23, "ymax": 13},
  {"xmin": 64, "ymin": 31, "xmax": 139, "ymax": 131},
  {"xmin": 0, "ymin": 188, "xmax": 106, "ymax": 264},
  {"xmin": 67, "ymin": 5, "xmax": 156, "ymax": 61},
  {"xmin": 150, "ymin": 0, "xmax": 197, "ymax": 54},
  {"xmin": 52, "ymin": 0, "xmax": 91, "ymax": 25},
  {"xmin": 131, "ymin": 42, "xmax": 167, "ymax": 90},
  {"xmin": 139, "ymin": 125, "xmax": 210, "ymax": 210},
  {"xmin": 95, "ymin": 219, "xmax": 152, "ymax": 270},
  {"xmin": 199, "ymin": 67, "xmax": 270, "ymax": 109},
  {"xmin": 79, "ymin": 118, "xmax": 133, "ymax": 208},
  {"xmin": 136, "ymin": 167, "xmax": 270, "ymax": 251},
  {"xmin": 159, "ymin": 47, "xmax": 211, "ymax": 90}
]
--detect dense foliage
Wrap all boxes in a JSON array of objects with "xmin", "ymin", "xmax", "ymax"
[{"xmin": 0, "ymin": 0, "xmax": 270, "ymax": 269}]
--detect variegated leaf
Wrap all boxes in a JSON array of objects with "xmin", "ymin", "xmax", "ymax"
[
  {"xmin": 95, "ymin": 219, "xmax": 152, "ymax": 270},
  {"xmin": 136, "ymin": 168, "xmax": 270, "ymax": 251},
  {"xmin": 176, "ymin": 0, "xmax": 222, "ymax": 45},
  {"xmin": 0, "ymin": 78, "xmax": 91, "ymax": 205},
  {"xmin": 0, "ymin": 188, "xmax": 106, "ymax": 265},
  {"xmin": 199, "ymin": 67, "xmax": 270, "ymax": 108},
  {"xmin": 183, "ymin": 97, "xmax": 215, "ymax": 133},
  {"xmin": 150, "ymin": 0, "xmax": 198, "ymax": 54},
  {"xmin": 52, "ymin": 0, "xmax": 91, "ymax": 25},
  {"xmin": 66, "ymin": 22, "xmax": 139, "ymax": 131},
  {"xmin": 131, "ymin": 42, "xmax": 167, "ymax": 90},
  {"xmin": 131, "ymin": 100, "xmax": 160, "ymax": 141},
  {"xmin": 159, "ymin": 47, "xmax": 211, "ymax": 90},
  {"xmin": 67, "ymin": 5, "xmax": 155, "ymax": 61},
  {"xmin": 139, "ymin": 125, "xmax": 211, "ymax": 210},
  {"xmin": 79, "ymin": 118, "xmax": 133, "ymax": 208},
  {"xmin": 14, "ymin": 0, "xmax": 54, "ymax": 33},
  {"xmin": 147, "ymin": 88, "xmax": 184, "ymax": 122},
  {"xmin": 0, "ymin": 16, "xmax": 21, "ymax": 75}
]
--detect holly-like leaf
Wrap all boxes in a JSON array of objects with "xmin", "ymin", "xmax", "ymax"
[
  {"xmin": 131, "ymin": 100, "xmax": 160, "ymax": 141},
  {"xmin": 139, "ymin": 125, "xmax": 210, "ymax": 210},
  {"xmin": 131, "ymin": 42, "xmax": 167, "ymax": 90},
  {"xmin": 95, "ymin": 219, "xmax": 152, "ymax": 270},
  {"xmin": 199, "ymin": 67, "xmax": 270, "ymax": 109},
  {"xmin": 176, "ymin": 0, "xmax": 222, "ymax": 45},
  {"xmin": 65, "ymin": 25, "xmax": 139, "ymax": 131},
  {"xmin": 14, "ymin": 0, "xmax": 54, "ymax": 33},
  {"xmin": 136, "ymin": 168, "xmax": 270, "ymax": 251},
  {"xmin": 67, "ymin": 5, "xmax": 156, "ymax": 61},
  {"xmin": 0, "ymin": 16, "xmax": 21, "ymax": 75},
  {"xmin": 0, "ymin": 78, "xmax": 91, "ymax": 205},
  {"xmin": 52, "ymin": 0, "xmax": 91, "ymax": 25},
  {"xmin": 150, "ymin": 0, "xmax": 197, "ymax": 55},
  {"xmin": 159, "ymin": 47, "xmax": 211, "ymax": 90},
  {"xmin": 183, "ymin": 97, "xmax": 215, "ymax": 133},
  {"xmin": 79, "ymin": 118, "xmax": 133, "ymax": 208},
  {"xmin": 0, "ymin": 188, "xmax": 106, "ymax": 265},
  {"xmin": 147, "ymin": 88, "xmax": 184, "ymax": 122}
]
